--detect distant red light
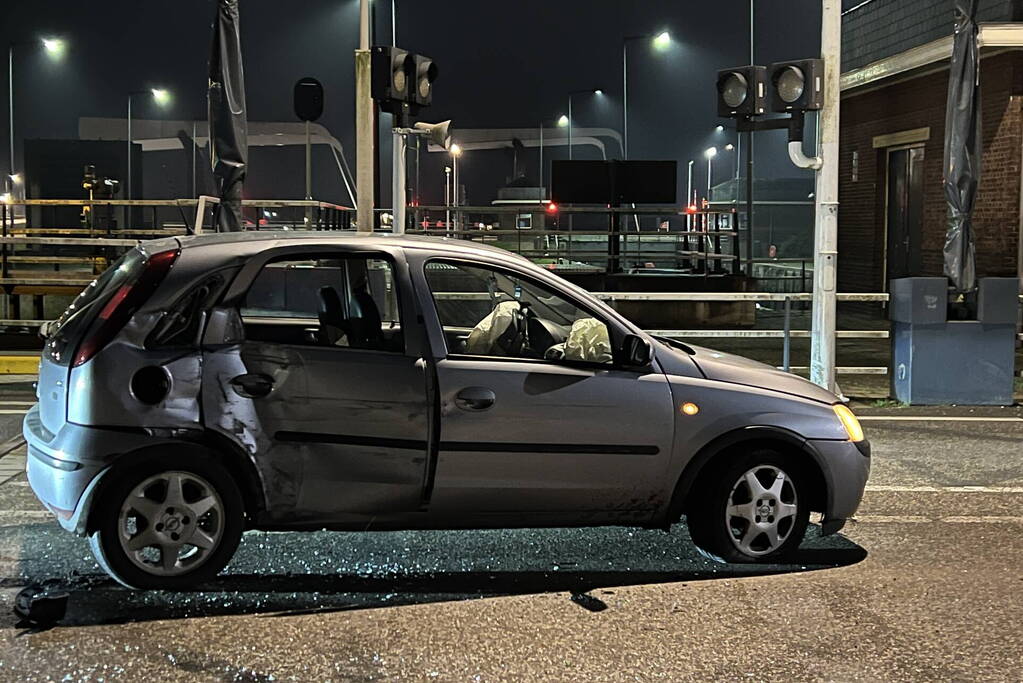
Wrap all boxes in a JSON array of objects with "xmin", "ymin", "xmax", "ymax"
[
  {"xmin": 685, "ymin": 204, "xmax": 698, "ymax": 214},
  {"xmin": 546, "ymin": 202, "xmax": 558, "ymax": 214}
]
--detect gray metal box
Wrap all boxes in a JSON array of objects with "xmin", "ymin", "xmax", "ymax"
[
  {"xmin": 977, "ymin": 277, "xmax": 1020, "ymax": 324},
  {"xmin": 889, "ymin": 277, "xmax": 947, "ymax": 324}
]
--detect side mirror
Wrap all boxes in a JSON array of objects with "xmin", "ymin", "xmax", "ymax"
[
  {"xmin": 621, "ymin": 333, "xmax": 652, "ymax": 367},
  {"xmin": 202, "ymin": 307, "xmax": 245, "ymax": 346}
]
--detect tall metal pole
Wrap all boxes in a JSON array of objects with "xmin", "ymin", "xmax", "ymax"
[
  {"xmin": 568, "ymin": 96, "xmax": 573, "ymax": 161},
  {"xmin": 126, "ymin": 94, "xmax": 133, "ymax": 201},
  {"xmin": 391, "ymin": 129, "xmax": 406, "ymax": 233},
  {"xmin": 686, "ymin": 159, "xmax": 693, "ymax": 230},
  {"xmin": 391, "ymin": 0, "xmax": 396, "ymax": 45},
  {"xmin": 355, "ymin": 0, "xmax": 374, "ymax": 232},
  {"xmin": 810, "ymin": 0, "xmax": 841, "ymax": 391},
  {"xmin": 191, "ymin": 120, "xmax": 197, "ymax": 198},
  {"xmin": 744, "ymin": 0, "xmax": 755, "ymax": 277},
  {"xmin": 444, "ymin": 165, "xmax": 451, "ymax": 231},
  {"xmin": 536, "ymin": 122, "xmax": 544, "ymax": 201},
  {"xmin": 706, "ymin": 156, "xmax": 713, "ymax": 201},
  {"xmin": 304, "ymin": 120, "xmax": 312, "ymax": 200},
  {"xmin": 452, "ymin": 153, "xmax": 459, "ymax": 231},
  {"xmin": 622, "ymin": 41, "xmax": 629, "ymax": 159},
  {"xmin": 7, "ymin": 46, "xmax": 13, "ymax": 195}
]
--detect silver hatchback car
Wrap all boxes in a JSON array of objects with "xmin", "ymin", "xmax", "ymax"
[{"xmin": 25, "ymin": 232, "xmax": 869, "ymax": 589}]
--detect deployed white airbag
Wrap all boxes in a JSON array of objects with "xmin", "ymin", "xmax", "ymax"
[
  {"xmin": 465, "ymin": 300, "xmax": 521, "ymax": 355},
  {"xmin": 564, "ymin": 317, "xmax": 612, "ymax": 364}
]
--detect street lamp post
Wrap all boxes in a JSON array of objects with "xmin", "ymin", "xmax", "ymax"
[
  {"xmin": 621, "ymin": 31, "xmax": 669, "ymax": 159},
  {"xmin": 126, "ymin": 88, "xmax": 171, "ymax": 202},
  {"xmin": 450, "ymin": 143, "xmax": 462, "ymax": 231},
  {"xmin": 567, "ymin": 88, "xmax": 603, "ymax": 162},
  {"xmin": 705, "ymin": 146, "xmax": 717, "ymax": 203},
  {"xmin": 8, "ymin": 37, "xmax": 65, "ymax": 204}
]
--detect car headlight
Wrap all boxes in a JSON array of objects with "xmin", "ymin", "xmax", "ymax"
[{"xmin": 833, "ymin": 404, "xmax": 864, "ymax": 442}]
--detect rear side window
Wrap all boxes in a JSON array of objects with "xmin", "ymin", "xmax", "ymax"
[
  {"xmin": 239, "ymin": 254, "xmax": 403, "ymax": 353},
  {"xmin": 45, "ymin": 249, "xmax": 148, "ymax": 366},
  {"xmin": 147, "ymin": 274, "xmax": 226, "ymax": 348}
]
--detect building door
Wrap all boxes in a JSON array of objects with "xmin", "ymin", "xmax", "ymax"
[{"xmin": 885, "ymin": 146, "xmax": 925, "ymax": 284}]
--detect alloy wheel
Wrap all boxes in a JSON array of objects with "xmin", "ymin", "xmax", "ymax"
[
  {"xmin": 724, "ymin": 465, "xmax": 799, "ymax": 557},
  {"xmin": 116, "ymin": 471, "xmax": 225, "ymax": 577}
]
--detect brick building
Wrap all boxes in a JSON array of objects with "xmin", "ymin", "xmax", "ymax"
[{"xmin": 839, "ymin": 0, "xmax": 1023, "ymax": 292}]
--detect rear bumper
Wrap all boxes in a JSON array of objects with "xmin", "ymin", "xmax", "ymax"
[
  {"xmin": 23, "ymin": 404, "xmax": 150, "ymax": 535},
  {"xmin": 806, "ymin": 438, "xmax": 871, "ymax": 535}
]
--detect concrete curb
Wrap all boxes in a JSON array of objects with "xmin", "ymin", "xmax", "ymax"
[{"xmin": 0, "ymin": 356, "xmax": 40, "ymax": 374}]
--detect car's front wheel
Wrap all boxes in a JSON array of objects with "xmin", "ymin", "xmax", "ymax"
[
  {"xmin": 687, "ymin": 449, "xmax": 810, "ymax": 563},
  {"xmin": 88, "ymin": 453, "xmax": 244, "ymax": 589}
]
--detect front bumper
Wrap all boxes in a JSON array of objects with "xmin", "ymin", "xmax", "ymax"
[{"xmin": 806, "ymin": 438, "xmax": 871, "ymax": 535}]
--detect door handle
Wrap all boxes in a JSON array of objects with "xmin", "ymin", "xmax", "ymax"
[
  {"xmin": 455, "ymin": 386, "xmax": 496, "ymax": 411},
  {"xmin": 230, "ymin": 373, "xmax": 274, "ymax": 399}
]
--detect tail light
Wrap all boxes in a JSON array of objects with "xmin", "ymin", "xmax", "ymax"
[{"xmin": 72, "ymin": 249, "xmax": 179, "ymax": 368}]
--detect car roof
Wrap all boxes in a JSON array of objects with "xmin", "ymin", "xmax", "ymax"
[{"xmin": 170, "ymin": 230, "xmax": 530, "ymax": 264}]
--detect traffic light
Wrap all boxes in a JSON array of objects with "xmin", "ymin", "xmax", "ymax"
[
  {"xmin": 412, "ymin": 55, "xmax": 438, "ymax": 108},
  {"xmin": 769, "ymin": 59, "xmax": 824, "ymax": 112},
  {"xmin": 716, "ymin": 66, "xmax": 767, "ymax": 117},
  {"xmin": 371, "ymin": 46, "xmax": 413, "ymax": 114},
  {"xmin": 372, "ymin": 47, "xmax": 439, "ymax": 117}
]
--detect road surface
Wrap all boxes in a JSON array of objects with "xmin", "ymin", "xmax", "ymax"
[{"xmin": 0, "ymin": 398, "xmax": 1021, "ymax": 681}]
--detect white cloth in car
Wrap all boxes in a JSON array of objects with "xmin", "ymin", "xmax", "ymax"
[{"xmin": 563, "ymin": 318, "xmax": 612, "ymax": 364}]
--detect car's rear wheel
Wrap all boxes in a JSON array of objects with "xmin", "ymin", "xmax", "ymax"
[
  {"xmin": 687, "ymin": 449, "xmax": 810, "ymax": 563},
  {"xmin": 88, "ymin": 453, "xmax": 244, "ymax": 589}
]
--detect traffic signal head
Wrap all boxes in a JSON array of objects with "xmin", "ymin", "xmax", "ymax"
[
  {"xmin": 412, "ymin": 55, "xmax": 438, "ymax": 108},
  {"xmin": 769, "ymin": 59, "xmax": 824, "ymax": 112},
  {"xmin": 371, "ymin": 46, "xmax": 414, "ymax": 114},
  {"xmin": 716, "ymin": 66, "xmax": 767, "ymax": 117}
]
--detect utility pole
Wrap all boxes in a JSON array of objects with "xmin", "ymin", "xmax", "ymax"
[
  {"xmin": 391, "ymin": 126, "xmax": 406, "ymax": 234},
  {"xmin": 810, "ymin": 0, "xmax": 840, "ymax": 391},
  {"xmin": 355, "ymin": 0, "xmax": 374, "ymax": 232}
]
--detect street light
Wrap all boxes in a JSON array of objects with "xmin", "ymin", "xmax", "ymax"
[
  {"xmin": 450, "ymin": 143, "xmax": 462, "ymax": 230},
  {"xmin": 705, "ymin": 146, "xmax": 718, "ymax": 202},
  {"xmin": 622, "ymin": 30, "xmax": 671, "ymax": 159},
  {"xmin": 556, "ymin": 115, "xmax": 568, "ymax": 128},
  {"xmin": 8, "ymin": 36, "xmax": 68, "ymax": 204},
  {"xmin": 127, "ymin": 88, "xmax": 172, "ymax": 202},
  {"xmin": 567, "ymin": 88, "xmax": 603, "ymax": 161}
]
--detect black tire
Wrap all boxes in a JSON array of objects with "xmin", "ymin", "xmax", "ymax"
[
  {"xmin": 88, "ymin": 451, "xmax": 244, "ymax": 590},
  {"xmin": 686, "ymin": 448, "xmax": 810, "ymax": 563}
]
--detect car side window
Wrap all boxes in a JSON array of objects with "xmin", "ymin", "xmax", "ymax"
[
  {"xmin": 425, "ymin": 261, "xmax": 613, "ymax": 365},
  {"xmin": 240, "ymin": 254, "xmax": 403, "ymax": 352}
]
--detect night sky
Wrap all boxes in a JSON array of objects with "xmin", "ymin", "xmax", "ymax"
[{"xmin": 2, "ymin": 0, "xmax": 828, "ymax": 207}]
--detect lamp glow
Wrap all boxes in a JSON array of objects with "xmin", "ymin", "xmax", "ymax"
[
  {"xmin": 41, "ymin": 38, "xmax": 66, "ymax": 59},
  {"xmin": 151, "ymin": 88, "xmax": 171, "ymax": 106},
  {"xmin": 653, "ymin": 31, "xmax": 671, "ymax": 49},
  {"xmin": 704, "ymin": 146, "xmax": 718, "ymax": 159},
  {"xmin": 557, "ymin": 115, "xmax": 569, "ymax": 127},
  {"xmin": 450, "ymin": 143, "xmax": 462, "ymax": 157}
]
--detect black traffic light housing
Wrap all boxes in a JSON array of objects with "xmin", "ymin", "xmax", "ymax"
[
  {"xmin": 372, "ymin": 46, "xmax": 439, "ymax": 119},
  {"xmin": 716, "ymin": 65, "xmax": 767, "ymax": 117},
  {"xmin": 770, "ymin": 59, "xmax": 824, "ymax": 112},
  {"xmin": 371, "ymin": 46, "xmax": 414, "ymax": 115},
  {"xmin": 412, "ymin": 55, "xmax": 438, "ymax": 109}
]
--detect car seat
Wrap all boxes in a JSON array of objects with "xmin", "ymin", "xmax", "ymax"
[{"xmin": 317, "ymin": 286, "xmax": 346, "ymax": 345}]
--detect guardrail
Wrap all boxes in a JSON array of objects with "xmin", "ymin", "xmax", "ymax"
[{"xmin": 0, "ymin": 290, "xmax": 895, "ymax": 376}]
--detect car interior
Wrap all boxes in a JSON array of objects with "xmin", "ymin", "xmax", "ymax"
[
  {"xmin": 240, "ymin": 256, "xmax": 403, "ymax": 353},
  {"xmin": 425, "ymin": 262, "xmax": 613, "ymax": 364}
]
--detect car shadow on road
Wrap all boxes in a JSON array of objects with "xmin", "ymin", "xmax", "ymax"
[{"xmin": 1, "ymin": 522, "xmax": 866, "ymax": 627}]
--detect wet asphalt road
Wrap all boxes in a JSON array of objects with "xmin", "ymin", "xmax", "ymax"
[{"xmin": 0, "ymin": 404, "xmax": 1022, "ymax": 681}]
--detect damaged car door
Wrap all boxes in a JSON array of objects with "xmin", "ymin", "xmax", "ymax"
[{"xmin": 201, "ymin": 247, "xmax": 431, "ymax": 523}]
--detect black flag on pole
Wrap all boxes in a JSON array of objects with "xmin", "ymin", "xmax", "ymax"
[
  {"xmin": 208, "ymin": 0, "xmax": 248, "ymax": 232},
  {"xmin": 942, "ymin": 0, "xmax": 981, "ymax": 293}
]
